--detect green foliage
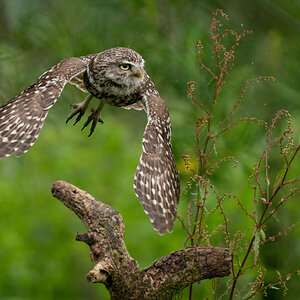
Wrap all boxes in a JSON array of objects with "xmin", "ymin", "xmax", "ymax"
[
  {"xmin": 0, "ymin": 1, "xmax": 299, "ymax": 299},
  {"xmin": 180, "ymin": 8, "xmax": 299, "ymax": 300}
]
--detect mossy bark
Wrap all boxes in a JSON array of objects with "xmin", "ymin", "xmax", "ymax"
[{"xmin": 52, "ymin": 180, "xmax": 231, "ymax": 299}]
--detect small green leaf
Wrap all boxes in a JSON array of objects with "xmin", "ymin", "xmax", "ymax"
[
  {"xmin": 272, "ymin": 169, "xmax": 285, "ymax": 193},
  {"xmin": 242, "ymin": 291, "xmax": 256, "ymax": 299},
  {"xmin": 271, "ymin": 286, "xmax": 280, "ymax": 290},
  {"xmin": 276, "ymin": 270, "xmax": 282, "ymax": 278},
  {"xmin": 259, "ymin": 229, "xmax": 266, "ymax": 242},
  {"xmin": 254, "ymin": 232, "xmax": 260, "ymax": 265},
  {"xmin": 213, "ymin": 144, "xmax": 217, "ymax": 156}
]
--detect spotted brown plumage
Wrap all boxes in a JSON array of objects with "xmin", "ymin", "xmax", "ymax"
[
  {"xmin": 0, "ymin": 47, "xmax": 180, "ymax": 234},
  {"xmin": 134, "ymin": 93, "xmax": 180, "ymax": 234}
]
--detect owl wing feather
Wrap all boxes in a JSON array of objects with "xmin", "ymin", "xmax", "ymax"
[
  {"xmin": 133, "ymin": 93, "xmax": 180, "ymax": 234},
  {"xmin": 122, "ymin": 101, "xmax": 145, "ymax": 111},
  {"xmin": 0, "ymin": 55, "xmax": 95, "ymax": 158}
]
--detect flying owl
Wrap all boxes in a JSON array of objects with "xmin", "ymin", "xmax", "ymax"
[{"xmin": 0, "ymin": 47, "xmax": 180, "ymax": 234}]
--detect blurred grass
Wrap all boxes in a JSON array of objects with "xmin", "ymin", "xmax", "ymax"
[{"xmin": 0, "ymin": 0, "xmax": 299, "ymax": 299}]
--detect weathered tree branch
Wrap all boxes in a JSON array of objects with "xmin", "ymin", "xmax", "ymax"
[{"xmin": 51, "ymin": 180, "xmax": 231, "ymax": 299}]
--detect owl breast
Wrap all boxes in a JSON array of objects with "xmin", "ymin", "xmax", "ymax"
[
  {"xmin": 104, "ymin": 95, "xmax": 141, "ymax": 107},
  {"xmin": 83, "ymin": 71, "xmax": 143, "ymax": 107}
]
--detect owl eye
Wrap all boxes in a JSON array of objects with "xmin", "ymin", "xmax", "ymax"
[{"xmin": 119, "ymin": 64, "xmax": 131, "ymax": 71}]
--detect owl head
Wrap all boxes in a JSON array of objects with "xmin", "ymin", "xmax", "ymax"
[{"xmin": 87, "ymin": 47, "xmax": 145, "ymax": 96}]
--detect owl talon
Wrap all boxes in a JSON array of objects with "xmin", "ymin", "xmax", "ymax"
[
  {"xmin": 66, "ymin": 109, "xmax": 84, "ymax": 125},
  {"xmin": 81, "ymin": 108, "xmax": 104, "ymax": 136},
  {"xmin": 66, "ymin": 94, "xmax": 94, "ymax": 125},
  {"xmin": 73, "ymin": 112, "xmax": 85, "ymax": 126}
]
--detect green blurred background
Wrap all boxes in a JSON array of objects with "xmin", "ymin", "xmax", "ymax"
[{"xmin": 0, "ymin": 0, "xmax": 299, "ymax": 299}]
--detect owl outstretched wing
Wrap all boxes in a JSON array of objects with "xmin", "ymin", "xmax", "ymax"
[
  {"xmin": 133, "ymin": 92, "xmax": 180, "ymax": 235},
  {"xmin": 0, "ymin": 55, "xmax": 95, "ymax": 158}
]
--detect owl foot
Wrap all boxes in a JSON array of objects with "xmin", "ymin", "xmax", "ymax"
[
  {"xmin": 66, "ymin": 94, "xmax": 93, "ymax": 125},
  {"xmin": 81, "ymin": 102, "xmax": 105, "ymax": 137}
]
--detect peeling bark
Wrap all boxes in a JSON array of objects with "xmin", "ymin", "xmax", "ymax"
[{"xmin": 51, "ymin": 180, "xmax": 231, "ymax": 299}]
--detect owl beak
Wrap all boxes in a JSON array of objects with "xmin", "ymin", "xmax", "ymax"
[{"xmin": 133, "ymin": 69, "xmax": 143, "ymax": 80}]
